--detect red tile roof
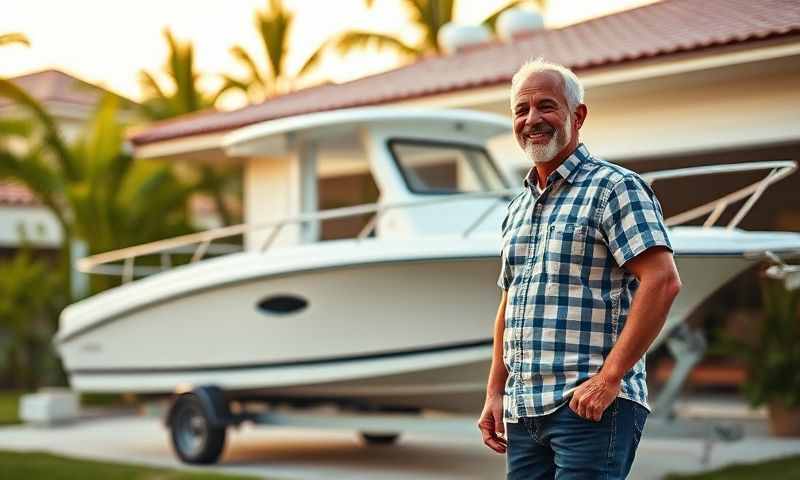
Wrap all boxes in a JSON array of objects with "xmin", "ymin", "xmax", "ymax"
[
  {"xmin": 130, "ymin": 0, "xmax": 800, "ymax": 147},
  {"xmin": 0, "ymin": 181, "xmax": 38, "ymax": 206},
  {"xmin": 0, "ymin": 69, "xmax": 135, "ymax": 109}
]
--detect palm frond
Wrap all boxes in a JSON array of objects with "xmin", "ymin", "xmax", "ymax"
[
  {"xmin": 138, "ymin": 70, "xmax": 167, "ymax": 100},
  {"xmin": 77, "ymin": 94, "xmax": 131, "ymax": 206},
  {"xmin": 403, "ymin": 0, "xmax": 454, "ymax": 53},
  {"xmin": 256, "ymin": 0, "xmax": 293, "ymax": 83},
  {"xmin": 163, "ymin": 28, "xmax": 202, "ymax": 114},
  {"xmin": 120, "ymin": 162, "xmax": 194, "ymax": 238},
  {"xmin": 0, "ymin": 117, "xmax": 35, "ymax": 137},
  {"xmin": 137, "ymin": 71, "xmax": 174, "ymax": 121},
  {"xmin": 230, "ymin": 45, "xmax": 268, "ymax": 92},
  {"xmin": 78, "ymin": 95, "xmax": 124, "ymax": 177},
  {"xmin": 0, "ymin": 33, "xmax": 30, "ymax": 47},
  {"xmin": 140, "ymin": 30, "xmax": 213, "ymax": 119},
  {"xmin": 0, "ymin": 78, "xmax": 77, "ymax": 181},
  {"xmin": 295, "ymin": 44, "xmax": 326, "ymax": 78},
  {"xmin": 0, "ymin": 148, "xmax": 66, "ymax": 225},
  {"xmin": 333, "ymin": 31, "xmax": 421, "ymax": 57},
  {"xmin": 211, "ymin": 74, "xmax": 253, "ymax": 105}
]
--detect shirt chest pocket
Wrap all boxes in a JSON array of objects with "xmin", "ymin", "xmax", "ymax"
[{"xmin": 544, "ymin": 223, "xmax": 592, "ymax": 270}]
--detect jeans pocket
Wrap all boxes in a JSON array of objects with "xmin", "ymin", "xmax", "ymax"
[{"xmin": 564, "ymin": 398, "xmax": 617, "ymax": 424}]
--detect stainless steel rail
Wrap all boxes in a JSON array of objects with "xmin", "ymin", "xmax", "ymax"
[{"xmin": 77, "ymin": 160, "xmax": 797, "ymax": 281}]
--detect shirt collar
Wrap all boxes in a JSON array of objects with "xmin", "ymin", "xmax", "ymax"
[{"xmin": 523, "ymin": 143, "xmax": 588, "ymax": 189}]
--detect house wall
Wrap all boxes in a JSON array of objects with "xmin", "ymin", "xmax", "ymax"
[
  {"xmin": 476, "ymin": 55, "xmax": 800, "ymax": 165},
  {"xmin": 0, "ymin": 205, "xmax": 61, "ymax": 248}
]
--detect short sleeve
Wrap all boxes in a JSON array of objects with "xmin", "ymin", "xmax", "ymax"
[
  {"xmin": 600, "ymin": 175, "xmax": 673, "ymax": 267},
  {"xmin": 497, "ymin": 211, "xmax": 513, "ymax": 290}
]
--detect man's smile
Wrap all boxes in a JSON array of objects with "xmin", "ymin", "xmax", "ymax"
[{"xmin": 522, "ymin": 123, "xmax": 556, "ymax": 144}]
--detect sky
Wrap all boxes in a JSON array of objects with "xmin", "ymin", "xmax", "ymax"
[{"xmin": 1, "ymin": 0, "xmax": 657, "ymax": 109}]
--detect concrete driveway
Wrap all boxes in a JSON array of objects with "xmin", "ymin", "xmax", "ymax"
[{"xmin": 2, "ymin": 412, "xmax": 800, "ymax": 479}]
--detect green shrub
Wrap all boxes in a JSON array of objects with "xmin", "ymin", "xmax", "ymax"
[{"xmin": 717, "ymin": 277, "xmax": 800, "ymax": 408}]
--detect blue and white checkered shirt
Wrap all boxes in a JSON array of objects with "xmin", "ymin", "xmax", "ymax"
[{"xmin": 498, "ymin": 144, "xmax": 672, "ymax": 422}]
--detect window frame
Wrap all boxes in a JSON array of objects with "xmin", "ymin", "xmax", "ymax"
[{"xmin": 386, "ymin": 137, "xmax": 509, "ymax": 195}]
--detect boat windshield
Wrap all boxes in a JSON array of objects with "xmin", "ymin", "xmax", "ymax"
[{"xmin": 389, "ymin": 139, "xmax": 507, "ymax": 194}]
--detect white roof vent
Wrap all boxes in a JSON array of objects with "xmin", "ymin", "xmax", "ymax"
[
  {"xmin": 437, "ymin": 23, "xmax": 492, "ymax": 55},
  {"xmin": 497, "ymin": 8, "xmax": 545, "ymax": 42}
]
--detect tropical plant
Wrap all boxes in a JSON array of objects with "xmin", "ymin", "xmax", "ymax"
[
  {"xmin": 218, "ymin": 0, "xmax": 324, "ymax": 102},
  {"xmin": 0, "ymin": 78, "xmax": 196, "ymax": 297},
  {"xmin": 138, "ymin": 28, "xmax": 218, "ymax": 120},
  {"xmin": 718, "ymin": 275, "xmax": 800, "ymax": 409},
  {"xmin": 0, "ymin": 244, "xmax": 66, "ymax": 389},
  {"xmin": 139, "ymin": 28, "xmax": 241, "ymax": 227},
  {"xmin": 317, "ymin": 0, "xmax": 547, "ymax": 60}
]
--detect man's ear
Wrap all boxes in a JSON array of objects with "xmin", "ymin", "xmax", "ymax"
[{"xmin": 573, "ymin": 104, "xmax": 588, "ymax": 130}]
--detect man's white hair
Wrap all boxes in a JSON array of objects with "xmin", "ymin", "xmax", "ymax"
[{"xmin": 509, "ymin": 58, "xmax": 584, "ymax": 111}]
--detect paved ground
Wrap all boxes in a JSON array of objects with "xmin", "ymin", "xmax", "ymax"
[{"xmin": 3, "ymin": 398, "xmax": 800, "ymax": 479}]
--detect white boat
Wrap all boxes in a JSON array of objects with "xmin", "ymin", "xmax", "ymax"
[{"xmin": 55, "ymin": 108, "xmax": 800, "ymax": 416}]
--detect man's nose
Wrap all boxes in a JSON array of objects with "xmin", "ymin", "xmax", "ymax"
[{"xmin": 525, "ymin": 107, "xmax": 541, "ymax": 127}]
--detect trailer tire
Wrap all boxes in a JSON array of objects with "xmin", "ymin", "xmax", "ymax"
[
  {"xmin": 169, "ymin": 393, "xmax": 227, "ymax": 464},
  {"xmin": 359, "ymin": 432, "xmax": 400, "ymax": 445}
]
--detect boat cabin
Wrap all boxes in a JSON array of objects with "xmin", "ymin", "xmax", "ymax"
[{"xmin": 220, "ymin": 108, "xmax": 513, "ymax": 250}]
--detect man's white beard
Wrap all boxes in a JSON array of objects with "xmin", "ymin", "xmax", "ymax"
[{"xmin": 524, "ymin": 116, "xmax": 572, "ymax": 164}]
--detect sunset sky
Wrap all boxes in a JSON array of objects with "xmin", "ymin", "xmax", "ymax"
[{"xmin": 1, "ymin": 0, "xmax": 656, "ymax": 109}]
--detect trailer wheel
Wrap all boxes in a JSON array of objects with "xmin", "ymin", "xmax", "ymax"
[
  {"xmin": 169, "ymin": 393, "xmax": 227, "ymax": 464},
  {"xmin": 359, "ymin": 432, "xmax": 400, "ymax": 445}
]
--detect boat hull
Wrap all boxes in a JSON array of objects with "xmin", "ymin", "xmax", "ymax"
[{"xmin": 58, "ymin": 252, "xmax": 752, "ymax": 413}]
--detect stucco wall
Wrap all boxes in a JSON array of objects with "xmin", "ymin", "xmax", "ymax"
[
  {"xmin": 0, "ymin": 205, "xmax": 61, "ymax": 248},
  {"xmin": 476, "ymin": 55, "xmax": 800, "ymax": 167}
]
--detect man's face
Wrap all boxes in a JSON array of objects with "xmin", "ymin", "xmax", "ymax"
[{"xmin": 512, "ymin": 71, "xmax": 577, "ymax": 164}]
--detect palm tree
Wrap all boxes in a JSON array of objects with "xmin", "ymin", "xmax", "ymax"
[
  {"xmin": 320, "ymin": 0, "xmax": 547, "ymax": 60},
  {"xmin": 0, "ymin": 78, "xmax": 196, "ymax": 297},
  {"xmin": 138, "ymin": 28, "xmax": 217, "ymax": 121},
  {"xmin": 218, "ymin": 0, "xmax": 324, "ymax": 103},
  {"xmin": 138, "ymin": 28, "xmax": 240, "ymax": 227}
]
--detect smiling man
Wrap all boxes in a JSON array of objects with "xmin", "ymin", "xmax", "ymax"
[{"xmin": 477, "ymin": 58, "xmax": 682, "ymax": 479}]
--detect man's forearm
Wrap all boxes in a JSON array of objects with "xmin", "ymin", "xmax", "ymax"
[
  {"xmin": 486, "ymin": 291, "xmax": 509, "ymax": 397},
  {"xmin": 601, "ymin": 272, "xmax": 681, "ymax": 382}
]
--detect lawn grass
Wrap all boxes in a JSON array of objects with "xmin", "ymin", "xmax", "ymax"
[
  {"xmin": 0, "ymin": 450, "xmax": 261, "ymax": 480},
  {"xmin": 0, "ymin": 390, "xmax": 25, "ymax": 425},
  {"xmin": 664, "ymin": 454, "xmax": 800, "ymax": 479}
]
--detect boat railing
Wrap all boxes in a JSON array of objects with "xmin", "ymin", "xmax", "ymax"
[
  {"xmin": 77, "ymin": 160, "xmax": 796, "ymax": 282},
  {"xmin": 642, "ymin": 160, "xmax": 796, "ymax": 228},
  {"xmin": 77, "ymin": 189, "xmax": 518, "ymax": 281}
]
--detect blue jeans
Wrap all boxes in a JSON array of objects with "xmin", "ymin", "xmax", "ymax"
[{"xmin": 506, "ymin": 397, "xmax": 648, "ymax": 480}]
